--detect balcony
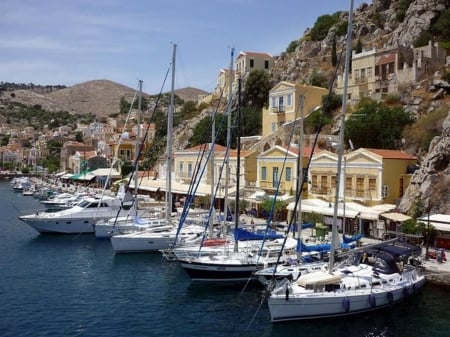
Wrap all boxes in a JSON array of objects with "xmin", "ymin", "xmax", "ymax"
[{"xmin": 271, "ymin": 106, "xmax": 285, "ymax": 113}]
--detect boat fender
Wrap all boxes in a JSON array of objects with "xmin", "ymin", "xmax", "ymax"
[
  {"xmin": 285, "ymin": 284, "xmax": 289, "ymax": 301},
  {"xmin": 342, "ymin": 297, "xmax": 350, "ymax": 312},
  {"xmin": 387, "ymin": 291, "xmax": 394, "ymax": 304},
  {"xmin": 369, "ymin": 294, "xmax": 376, "ymax": 308}
]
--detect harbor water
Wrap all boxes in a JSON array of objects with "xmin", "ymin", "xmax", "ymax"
[{"xmin": 1, "ymin": 180, "xmax": 450, "ymax": 337}]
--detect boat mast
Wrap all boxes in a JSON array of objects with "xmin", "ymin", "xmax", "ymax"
[
  {"xmin": 234, "ymin": 77, "xmax": 241, "ymax": 253},
  {"xmin": 135, "ymin": 79, "xmax": 143, "ymax": 216},
  {"xmin": 222, "ymin": 47, "xmax": 234, "ymax": 239},
  {"xmin": 329, "ymin": 0, "xmax": 353, "ymax": 271},
  {"xmin": 166, "ymin": 44, "xmax": 176, "ymax": 221}
]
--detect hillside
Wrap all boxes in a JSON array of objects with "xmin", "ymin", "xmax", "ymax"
[
  {"xmin": 1, "ymin": 0, "xmax": 450, "ymax": 213},
  {"xmin": 0, "ymin": 80, "xmax": 208, "ymax": 117}
]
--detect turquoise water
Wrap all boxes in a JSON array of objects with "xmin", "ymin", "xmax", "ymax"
[{"xmin": 0, "ymin": 180, "xmax": 449, "ymax": 337}]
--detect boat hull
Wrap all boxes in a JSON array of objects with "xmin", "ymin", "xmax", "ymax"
[
  {"xmin": 179, "ymin": 260, "xmax": 262, "ymax": 282},
  {"xmin": 19, "ymin": 217, "xmax": 96, "ymax": 234},
  {"xmin": 19, "ymin": 204, "xmax": 133, "ymax": 235},
  {"xmin": 268, "ymin": 274, "xmax": 426, "ymax": 322},
  {"xmin": 110, "ymin": 234, "xmax": 175, "ymax": 252}
]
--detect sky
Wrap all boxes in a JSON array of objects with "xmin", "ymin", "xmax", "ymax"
[{"xmin": 0, "ymin": 0, "xmax": 368, "ymax": 95}]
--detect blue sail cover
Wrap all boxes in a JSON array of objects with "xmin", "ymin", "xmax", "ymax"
[
  {"xmin": 297, "ymin": 240, "xmax": 355, "ymax": 253},
  {"xmin": 343, "ymin": 233, "xmax": 363, "ymax": 243},
  {"xmin": 290, "ymin": 222, "xmax": 315, "ymax": 233},
  {"xmin": 233, "ymin": 227, "xmax": 283, "ymax": 241}
]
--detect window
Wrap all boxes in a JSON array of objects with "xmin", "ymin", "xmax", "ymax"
[
  {"xmin": 271, "ymin": 122, "xmax": 276, "ymax": 132},
  {"xmin": 271, "ymin": 97, "xmax": 276, "ymax": 107},
  {"xmin": 346, "ymin": 177, "xmax": 352, "ymax": 194},
  {"xmin": 278, "ymin": 96, "xmax": 284, "ymax": 111},
  {"xmin": 261, "ymin": 166, "xmax": 267, "ymax": 180},
  {"xmin": 179, "ymin": 162, "xmax": 184, "ymax": 176},
  {"xmin": 369, "ymin": 178, "xmax": 376, "ymax": 191},
  {"xmin": 188, "ymin": 163, "xmax": 192, "ymax": 177},
  {"xmin": 286, "ymin": 167, "xmax": 291, "ymax": 182},
  {"xmin": 367, "ymin": 67, "xmax": 373, "ymax": 78},
  {"xmin": 356, "ymin": 177, "xmax": 364, "ymax": 197},
  {"xmin": 273, "ymin": 167, "xmax": 279, "ymax": 187},
  {"xmin": 287, "ymin": 94, "xmax": 292, "ymax": 106},
  {"xmin": 265, "ymin": 60, "xmax": 269, "ymax": 69},
  {"xmin": 250, "ymin": 59, "xmax": 254, "ymax": 68},
  {"xmin": 320, "ymin": 176, "xmax": 328, "ymax": 194},
  {"xmin": 331, "ymin": 175, "xmax": 337, "ymax": 188},
  {"xmin": 360, "ymin": 68, "xmax": 366, "ymax": 81}
]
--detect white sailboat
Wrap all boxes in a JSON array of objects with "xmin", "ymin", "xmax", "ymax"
[
  {"xmin": 177, "ymin": 52, "xmax": 298, "ymax": 282},
  {"xmin": 110, "ymin": 44, "xmax": 204, "ymax": 253},
  {"xmin": 266, "ymin": 0, "xmax": 426, "ymax": 322}
]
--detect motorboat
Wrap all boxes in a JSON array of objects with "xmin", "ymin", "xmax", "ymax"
[
  {"xmin": 40, "ymin": 192, "xmax": 90, "ymax": 210},
  {"xmin": 18, "ymin": 194, "xmax": 134, "ymax": 234}
]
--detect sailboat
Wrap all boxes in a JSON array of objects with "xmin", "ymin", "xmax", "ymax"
[
  {"xmin": 110, "ymin": 44, "xmax": 204, "ymax": 253},
  {"xmin": 94, "ymin": 81, "xmax": 166, "ymax": 239},
  {"xmin": 266, "ymin": 0, "xmax": 426, "ymax": 322},
  {"xmin": 177, "ymin": 52, "xmax": 298, "ymax": 282}
]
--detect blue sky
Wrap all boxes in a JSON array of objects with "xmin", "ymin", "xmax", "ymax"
[{"xmin": 0, "ymin": 0, "xmax": 367, "ymax": 94}]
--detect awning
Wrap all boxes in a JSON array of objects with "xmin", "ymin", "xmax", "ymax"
[
  {"xmin": 70, "ymin": 171, "xmax": 95, "ymax": 181},
  {"xmin": 60, "ymin": 173, "xmax": 74, "ymax": 179},
  {"xmin": 91, "ymin": 168, "xmax": 121, "ymax": 178},
  {"xmin": 55, "ymin": 171, "xmax": 66, "ymax": 177},
  {"xmin": 381, "ymin": 212, "xmax": 412, "ymax": 222}
]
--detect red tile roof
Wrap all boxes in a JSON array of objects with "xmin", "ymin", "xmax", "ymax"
[{"xmin": 366, "ymin": 148, "xmax": 417, "ymax": 160}]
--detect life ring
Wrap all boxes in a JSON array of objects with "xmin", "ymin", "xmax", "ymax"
[
  {"xmin": 342, "ymin": 297, "xmax": 350, "ymax": 312},
  {"xmin": 369, "ymin": 294, "xmax": 376, "ymax": 308}
]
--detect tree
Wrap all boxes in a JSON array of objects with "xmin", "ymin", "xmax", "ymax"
[
  {"xmin": 75, "ymin": 131, "xmax": 84, "ymax": 143},
  {"xmin": 240, "ymin": 106, "xmax": 262, "ymax": 137},
  {"xmin": 345, "ymin": 98, "xmax": 415, "ymax": 149},
  {"xmin": 120, "ymin": 159, "xmax": 133, "ymax": 178},
  {"xmin": 331, "ymin": 38, "xmax": 337, "ymax": 67},
  {"xmin": 310, "ymin": 13, "xmax": 341, "ymax": 41},
  {"xmin": 189, "ymin": 113, "xmax": 227, "ymax": 147},
  {"xmin": 242, "ymin": 69, "xmax": 271, "ymax": 110},
  {"xmin": 309, "ymin": 70, "xmax": 328, "ymax": 88},
  {"xmin": 355, "ymin": 38, "xmax": 363, "ymax": 54},
  {"xmin": 431, "ymin": 9, "xmax": 450, "ymax": 41}
]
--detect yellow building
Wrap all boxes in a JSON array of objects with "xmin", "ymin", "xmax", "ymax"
[
  {"xmin": 262, "ymin": 82, "xmax": 327, "ymax": 137},
  {"xmin": 173, "ymin": 143, "xmax": 227, "ymax": 185},
  {"xmin": 256, "ymin": 145, "xmax": 316, "ymax": 196},
  {"xmin": 234, "ymin": 51, "xmax": 273, "ymax": 79},
  {"xmin": 309, "ymin": 148, "xmax": 417, "ymax": 205},
  {"xmin": 215, "ymin": 149, "xmax": 258, "ymax": 191}
]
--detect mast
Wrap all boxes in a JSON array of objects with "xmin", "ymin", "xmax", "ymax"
[
  {"xmin": 222, "ymin": 48, "xmax": 234, "ymax": 239},
  {"xmin": 329, "ymin": 0, "xmax": 353, "ymax": 271},
  {"xmin": 165, "ymin": 44, "xmax": 176, "ymax": 221},
  {"xmin": 233, "ymin": 77, "xmax": 241, "ymax": 253},
  {"xmin": 135, "ymin": 79, "xmax": 143, "ymax": 216},
  {"xmin": 296, "ymin": 94, "xmax": 304, "ymax": 241}
]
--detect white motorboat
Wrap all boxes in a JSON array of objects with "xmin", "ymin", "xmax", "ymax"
[
  {"xmin": 40, "ymin": 192, "xmax": 90, "ymax": 209},
  {"xmin": 18, "ymin": 195, "xmax": 134, "ymax": 234}
]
